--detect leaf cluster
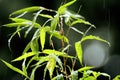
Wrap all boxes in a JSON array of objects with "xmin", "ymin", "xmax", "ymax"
[{"xmin": 1, "ymin": 0, "xmax": 116, "ymax": 80}]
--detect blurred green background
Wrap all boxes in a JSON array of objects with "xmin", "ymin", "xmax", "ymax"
[{"xmin": 0, "ymin": 0, "xmax": 120, "ymax": 80}]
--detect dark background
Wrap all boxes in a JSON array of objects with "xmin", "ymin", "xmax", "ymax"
[{"xmin": 0, "ymin": 0, "xmax": 120, "ymax": 80}]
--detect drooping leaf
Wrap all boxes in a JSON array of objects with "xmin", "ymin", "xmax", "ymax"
[
  {"xmin": 12, "ymin": 52, "xmax": 37, "ymax": 62},
  {"xmin": 75, "ymin": 41, "xmax": 83, "ymax": 65},
  {"xmin": 50, "ymin": 14, "xmax": 59, "ymax": 31},
  {"xmin": 78, "ymin": 66, "xmax": 94, "ymax": 72},
  {"xmin": 71, "ymin": 19, "xmax": 95, "ymax": 27},
  {"xmin": 1, "ymin": 60, "xmax": 28, "ymax": 78},
  {"xmin": 71, "ymin": 70, "xmax": 78, "ymax": 80},
  {"xmin": 40, "ymin": 28, "xmax": 46, "ymax": 50},
  {"xmin": 10, "ymin": 6, "xmax": 41, "ymax": 16},
  {"xmin": 52, "ymin": 74, "xmax": 64, "ymax": 80},
  {"xmin": 81, "ymin": 35, "xmax": 110, "ymax": 46},
  {"xmin": 46, "ymin": 54, "xmax": 56, "ymax": 78}
]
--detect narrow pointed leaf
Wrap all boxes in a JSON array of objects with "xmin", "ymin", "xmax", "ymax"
[
  {"xmin": 40, "ymin": 28, "xmax": 46, "ymax": 50},
  {"xmin": 12, "ymin": 52, "xmax": 36, "ymax": 62},
  {"xmin": 75, "ymin": 42, "xmax": 83, "ymax": 65},
  {"xmin": 10, "ymin": 18, "xmax": 41, "ymax": 28},
  {"xmin": 43, "ymin": 49, "xmax": 74, "ymax": 58},
  {"xmin": 30, "ymin": 39, "xmax": 39, "ymax": 53},
  {"xmin": 39, "ymin": 14, "xmax": 53, "ymax": 19},
  {"xmin": 10, "ymin": 6, "xmax": 41, "ymax": 16},
  {"xmin": 78, "ymin": 66, "xmax": 94, "ymax": 72},
  {"xmin": 1, "ymin": 60, "xmax": 28, "ymax": 78},
  {"xmin": 71, "ymin": 19, "xmax": 91, "ymax": 25},
  {"xmin": 51, "ymin": 14, "xmax": 59, "ymax": 31}
]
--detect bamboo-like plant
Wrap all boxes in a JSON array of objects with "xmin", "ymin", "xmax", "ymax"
[{"xmin": 1, "ymin": 0, "xmax": 119, "ymax": 80}]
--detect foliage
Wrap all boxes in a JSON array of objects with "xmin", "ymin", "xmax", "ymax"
[{"xmin": 1, "ymin": 0, "xmax": 118, "ymax": 80}]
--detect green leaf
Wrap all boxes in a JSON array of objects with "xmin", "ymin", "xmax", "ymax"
[
  {"xmin": 71, "ymin": 19, "xmax": 95, "ymax": 27},
  {"xmin": 58, "ymin": 0, "xmax": 76, "ymax": 14},
  {"xmin": 1, "ymin": 60, "xmax": 28, "ymax": 78},
  {"xmin": 10, "ymin": 18, "xmax": 41, "ymax": 28},
  {"xmin": 3, "ymin": 23, "xmax": 29, "ymax": 27},
  {"xmin": 30, "ymin": 65, "xmax": 40, "ymax": 80},
  {"xmin": 75, "ymin": 41, "xmax": 83, "ymax": 65},
  {"xmin": 51, "ymin": 14, "xmax": 59, "ymax": 31},
  {"xmin": 40, "ymin": 28, "xmax": 46, "ymax": 50},
  {"xmin": 32, "ymin": 56, "xmax": 49, "ymax": 66},
  {"xmin": 47, "ymin": 30, "xmax": 69, "ymax": 43},
  {"xmin": 30, "ymin": 39, "xmax": 39, "ymax": 53},
  {"xmin": 71, "ymin": 70, "xmax": 78, "ymax": 80},
  {"xmin": 10, "ymin": 6, "xmax": 41, "ymax": 16},
  {"xmin": 52, "ymin": 74, "xmax": 64, "ymax": 80},
  {"xmin": 113, "ymin": 75, "xmax": 120, "ymax": 80},
  {"xmin": 12, "ymin": 52, "xmax": 37, "ymax": 62},
  {"xmin": 46, "ymin": 54, "xmax": 56, "ymax": 78},
  {"xmin": 39, "ymin": 14, "xmax": 53, "ymax": 19},
  {"xmin": 81, "ymin": 35, "xmax": 110, "ymax": 46},
  {"xmin": 43, "ymin": 49, "xmax": 74, "ymax": 58},
  {"xmin": 78, "ymin": 66, "xmax": 94, "ymax": 72}
]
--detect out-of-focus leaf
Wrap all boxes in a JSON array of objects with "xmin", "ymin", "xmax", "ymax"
[
  {"xmin": 50, "ymin": 14, "xmax": 59, "ymax": 31},
  {"xmin": 39, "ymin": 14, "xmax": 53, "ymax": 19},
  {"xmin": 75, "ymin": 41, "xmax": 83, "ymax": 65},
  {"xmin": 113, "ymin": 75, "xmax": 120, "ymax": 80},
  {"xmin": 78, "ymin": 66, "xmax": 94, "ymax": 72},
  {"xmin": 12, "ymin": 52, "xmax": 37, "ymax": 62},
  {"xmin": 46, "ymin": 54, "xmax": 56, "ymax": 78},
  {"xmin": 1, "ymin": 60, "xmax": 28, "ymax": 78},
  {"xmin": 10, "ymin": 6, "xmax": 41, "ymax": 16},
  {"xmin": 70, "ymin": 27, "xmax": 84, "ymax": 34},
  {"xmin": 58, "ymin": 0, "xmax": 76, "ymax": 14},
  {"xmin": 40, "ymin": 28, "xmax": 46, "ymax": 50},
  {"xmin": 52, "ymin": 74, "xmax": 64, "ymax": 80},
  {"xmin": 81, "ymin": 35, "xmax": 110, "ymax": 46},
  {"xmin": 71, "ymin": 70, "xmax": 78, "ymax": 80}
]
